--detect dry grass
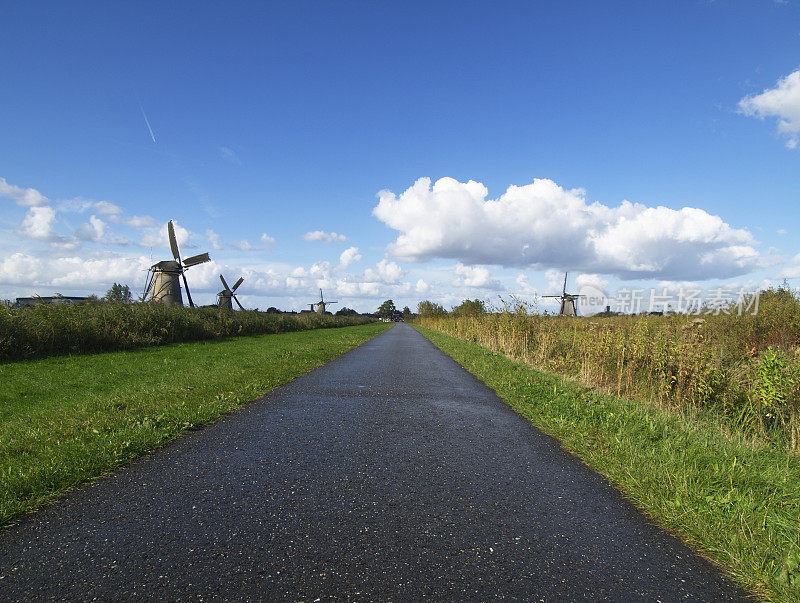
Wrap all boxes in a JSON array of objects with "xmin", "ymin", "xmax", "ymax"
[{"xmin": 418, "ymin": 286, "xmax": 800, "ymax": 451}]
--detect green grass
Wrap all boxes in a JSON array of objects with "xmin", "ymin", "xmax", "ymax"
[
  {"xmin": 415, "ymin": 324, "xmax": 800, "ymax": 601},
  {"xmin": 0, "ymin": 322, "xmax": 390, "ymax": 526}
]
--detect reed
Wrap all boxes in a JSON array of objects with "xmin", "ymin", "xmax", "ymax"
[{"xmin": 418, "ymin": 286, "xmax": 800, "ymax": 451}]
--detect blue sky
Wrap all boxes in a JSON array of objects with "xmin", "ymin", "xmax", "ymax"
[{"xmin": 1, "ymin": 1, "xmax": 798, "ymax": 313}]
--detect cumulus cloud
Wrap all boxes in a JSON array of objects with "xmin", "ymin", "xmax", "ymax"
[
  {"xmin": 302, "ymin": 230, "xmax": 349, "ymax": 243},
  {"xmin": 75, "ymin": 215, "xmax": 107, "ymax": 242},
  {"xmin": 453, "ymin": 263, "xmax": 503, "ymax": 289},
  {"xmin": 0, "ymin": 177, "xmax": 49, "ymax": 207},
  {"xmin": 18, "ymin": 206, "xmax": 57, "ymax": 240},
  {"xmin": 739, "ymin": 69, "xmax": 800, "ymax": 149},
  {"xmin": 74, "ymin": 215, "xmax": 128, "ymax": 245},
  {"xmin": 339, "ymin": 246, "xmax": 362, "ymax": 268},
  {"xmin": 373, "ymin": 177, "xmax": 761, "ymax": 280},
  {"xmin": 0, "ymin": 252, "xmax": 151, "ymax": 290},
  {"xmin": 364, "ymin": 259, "xmax": 404, "ymax": 284}
]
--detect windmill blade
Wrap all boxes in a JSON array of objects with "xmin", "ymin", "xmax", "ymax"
[
  {"xmin": 232, "ymin": 294, "xmax": 245, "ymax": 311},
  {"xmin": 183, "ymin": 252, "xmax": 211, "ymax": 267},
  {"xmin": 220, "ymin": 274, "xmax": 232, "ymax": 293},
  {"xmin": 181, "ymin": 272, "xmax": 195, "ymax": 308},
  {"xmin": 231, "ymin": 277, "xmax": 244, "ymax": 292},
  {"xmin": 562, "ymin": 272, "xmax": 568, "ymax": 296},
  {"xmin": 319, "ymin": 288, "xmax": 324, "ymax": 303},
  {"xmin": 167, "ymin": 220, "xmax": 181, "ymax": 263}
]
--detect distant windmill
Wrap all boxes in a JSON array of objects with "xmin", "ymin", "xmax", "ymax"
[
  {"xmin": 218, "ymin": 275, "xmax": 245, "ymax": 310},
  {"xmin": 143, "ymin": 220, "xmax": 210, "ymax": 307},
  {"xmin": 542, "ymin": 272, "xmax": 583, "ymax": 316},
  {"xmin": 315, "ymin": 289, "xmax": 338, "ymax": 314}
]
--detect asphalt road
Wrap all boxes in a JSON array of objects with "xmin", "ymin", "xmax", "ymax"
[{"xmin": 0, "ymin": 323, "xmax": 748, "ymax": 601}]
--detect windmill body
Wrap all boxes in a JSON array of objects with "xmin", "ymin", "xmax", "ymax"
[
  {"xmin": 149, "ymin": 260, "xmax": 184, "ymax": 306},
  {"xmin": 315, "ymin": 289, "xmax": 337, "ymax": 314},
  {"xmin": 559, "ymin": 296, "xmax": 578, "ymax": 316},
  {"xmin": 144, "ymin": 220, "xmax": 210, "ymax": 308},
  {"xmin": 217, "ymin": 275, "xmax": 245, "ymax": 310},
  {"xmin": 542, "ymin": 272, "xmax": 582, "ymax": 317},
  {"xmin": 217, "ymin": 290, "xmax": 233, "ymax": 310}
]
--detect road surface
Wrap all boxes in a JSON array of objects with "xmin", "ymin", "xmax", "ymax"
[{"xmin": 0, "ymin": 323, "xmax": 747, "ymax": 600}]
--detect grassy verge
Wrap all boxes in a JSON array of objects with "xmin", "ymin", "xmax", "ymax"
[
  {"xmin": 415, "ymin": 324, "xmax": 800, "ymax": 601},
  {"xmin": 0, "ymin": 322, "xmax": 391, "ymax": 526}
]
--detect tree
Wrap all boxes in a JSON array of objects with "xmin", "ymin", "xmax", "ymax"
[
  {"xmin": 417, "ymin": 300, "xmax": 447, "ymax": 317},
  {"xmin": 104, "ymin": 283, "xmax": 132, "ymax": 304},
  {"xmin": 336, "ymin": 307, "xmax": 358, "ymax": 316},
  {"xmin": 402, "ymin": 306, "xmax": 412, "ymax": 319},
  {"xmin": 377, "ymin": 299, "xmax": 397, "ymax": 318},
  {"xmin": 451, "ymin": 298, "xmax": 486, "ymax": 317}
]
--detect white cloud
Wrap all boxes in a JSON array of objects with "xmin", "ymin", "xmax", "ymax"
[
  {"xmin": 339, "ymin": 246, "xmax": 362, "ymax": 267},
  {"xmin": 415, "ymin": 278, "xmax": 430, "ymax": 294},
  {"xmin": 93, "ymin": 201, "xmax": 123, "ymax": 217},
  {"xmin": 140, "ymin": 221, "xmax": 190, "ymax": 249},
  {"xmin": 75, "ymin": 215, "xmax": 107, "ymax": 242},
  {"xmin": 575, "ymin": 273, "xmax": 608, "ymax": 293},
  {"xmin": 232, "ymin": 233, "xmax": 274, "ymax": 252},
  {"xmin": 515, "ymin": 273, "xmax": 537, "ymax": 295},
  {"xmin": 739, "ymin": 69, "xmax": 800, "ymax": 149},
  {"xmin": 18, "ymin": 206, "xmax": 57, "ymax": 240},
  {"xmin": 123, "ymin": 215, "xmax": 159, "ymax": 229},
  {"xmin": 206, "ymin": 229, "xmax": 223, "ymax": 250},
  {"xmin": 74, "ymin": 215, "xmax": 128, "ymax": 245},
  {"xmin": 453, "ymin": 263, "xmax": 503, "ymax": 289},
  {"xmin": 0, "ymin": 177, "xmax": 49, "ymax": 207},
  {"xmin": 302, "ymin": 230, "xmax": 349, "ymax": 243},
  {"xmin": 781, "ymin": 253, "xmax": 800, "ymax": 278},
  {"xmin": 0, "ymin": 252, "xmax": 151, "ymax": 290},
  {"xmin": 373, "ymin": 177, "xmax": 761, "ymax": 280},
  {"xmin": 364, "ymin": 259, "xmax": 404, "ymax": 284}
]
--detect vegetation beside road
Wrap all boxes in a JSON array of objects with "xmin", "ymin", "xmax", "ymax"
[
  {"xmin": 0, "ymin": 301, "xmax": 374, "ymax": 362},
  {"xmin": 0, "ymin": 322, "xmax": 390, "ymax": 527},
  {"xmin": 415, "ymin": 324, "xmax": 799, "ymax": 600},
  {"xmin": 417, "ymin": 286, "xmax": 800, "ymax": 452}
]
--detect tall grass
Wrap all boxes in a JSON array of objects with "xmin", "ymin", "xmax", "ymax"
[
  {"xmin": 0, "ymin": 302, "xmax": 374, "ymax": 362},
  {"xmin": 418, "ymin": 286, "xmax": 800, "ymax": 451}
]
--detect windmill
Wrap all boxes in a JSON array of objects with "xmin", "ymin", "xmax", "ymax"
[
  {"xmin": 218, "ymin": 275, "xmax": 245, "ymax": 310},
  {"xmin": 315, "ymin": 289, "xmax": 338, "ymax": 314},
  {"xmin": 542, "ymin": 272, "xmax": 583, "ymax": 316},
  {"xmin": 143, "ymin": 220, "xmax": 210, "ymax": 307}
]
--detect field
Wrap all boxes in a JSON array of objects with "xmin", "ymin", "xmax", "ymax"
[
  {"xmin": 418, "ymin": 286, "xmax": 800, "ymax": 452},
  {"xmin": 0, "ymin": 322, "xmax": 391, "ymax": 526},
  {"xmin": 0, "ymin": 302, "xmax": 373, "ymax": 361},
  {"xmin": 416, "ymin": 325, "xmax": 800, "ymax": 601}
]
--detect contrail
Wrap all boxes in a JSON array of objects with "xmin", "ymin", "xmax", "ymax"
[{"xmin": 139, "ymin": 103, "xmax": 156, "ymax": 143}]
